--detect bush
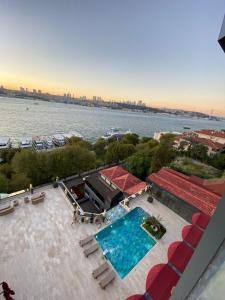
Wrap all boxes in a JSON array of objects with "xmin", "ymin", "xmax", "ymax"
[{"xmin": 143, "ymin": 216, "xmax": 166, "ymax": 240}]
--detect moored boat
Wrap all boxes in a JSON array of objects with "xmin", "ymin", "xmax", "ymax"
[
  {"xmin": 101, "ymin": 128, "xmax": 132, "ymax": 140},
  {"xmin": 0, "ymin": 137, "xmax": 11, "ymax": 150},
  {"xmin": 19, "ymin": 137, "xmax": 32, "ymax": 149},
  {"xmin": 32, "ymin": 136, "xmax": 45, "ymax": 150},
  {"xmin": 52, "ymin": 134, "xmax": 65, "ymax": 147}
]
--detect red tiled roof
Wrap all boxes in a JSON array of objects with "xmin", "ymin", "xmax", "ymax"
[
  {"xmin": 125, "ymin": 182, "xmax": 148, "ymax": 195},
  {"xmin": 100, "ymin": 165, "xmax": 128, "ymax": 180},
  {"xmin": 182, "ymin": 224, "xmax": 203, "ymax": 248},
  {"xmin": 148, "ymin": 168, "xmax": 221, "ymax": 216},
  {"xmin": 100, "ymin": 165, "xmax": 147, "ymax": 195},
  {"xmin": 146, "ymin": 264, "xmax": 180, "ymax": 300},
  {"xmin": 192, "ymin": 213, "xmax": 211, "ymax": 230},
  {"xmin": 167, "ymin": 241, "xmax": 194, "ymax": 273},
  {"xmin": 190, "ymin": 137, "xmax": 225, "ymax": 151},
  {"xmin": 195, "ymin": 129, "xmax": 225, "ymax": 140},
  {"xmin": 112, "ymin": 173, "xmax": 141, "ymax": 192}
]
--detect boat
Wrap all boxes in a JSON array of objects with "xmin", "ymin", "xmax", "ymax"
[
  {"xmin": 52, "ymin": 134, "xmax": 66, "ymax": 147},
  {"xmin": 183, "ymin": 126, "xmax": 191, "ymax": 130},
  {"xmin": 32, "ymin": 136, "xmax": 45, "ymax": 150},
  {"xmin": 42, "ymin": 136, "xmax": 54, "ymax": 149},
  {"xmin": 19, "ymin": 137, "xmax": 32, "ymax": 149},
  {"xmin": 0, "ymin": 137, "xmax": 11, "ymax": 150},
  {"xmin": 101, "ymin": 128, "xmax": 132, "ymax": 140}
]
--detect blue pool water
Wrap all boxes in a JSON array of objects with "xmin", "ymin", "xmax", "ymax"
[
  {"xmin": 106, "ymin": 204, "xmax": 127, "ymax": 222},
  {"xmin": 95, "ymin": 207, "xmax": 156, "ymax": 279}
]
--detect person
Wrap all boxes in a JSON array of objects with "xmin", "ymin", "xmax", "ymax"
[{"xmin": 0, "ymin": 282, "xmax": 15, "ymax": 300}]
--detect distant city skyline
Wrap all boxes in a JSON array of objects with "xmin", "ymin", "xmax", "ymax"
[{"xmin": 0, "ymin": 1, "xmax": 225, "ymax": 116}]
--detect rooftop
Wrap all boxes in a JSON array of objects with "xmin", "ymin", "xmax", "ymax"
[
  {"xmin": 85, "ymin": 172, "xmax": 122, "ymax": 204},
  {"xmin": 100, "ymin": 166, "xmax": 147, "ymax": 195},
  {"xmin": 148, "ymin": 168, "xmax": 222, "ymax": 216},
  {"xmin": 195, "ymin": 129, "xmax": 225, "ymax": 140},
  {"xmin": 0, "ymin": 185, "xmax": 187, "ymax": 299}
]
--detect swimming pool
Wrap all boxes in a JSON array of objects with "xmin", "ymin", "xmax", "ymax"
[
  {"xmin": 106, "ymin": 204, "xmax": 127, "ymax": 222},
  {"xmin": 95, "ymin": 207, "xmax": 156, "ymax": 279}
]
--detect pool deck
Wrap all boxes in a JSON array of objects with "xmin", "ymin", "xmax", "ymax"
[{"xmin": 0, "ymin": 186, "xmax": 188, "ymax": 300}]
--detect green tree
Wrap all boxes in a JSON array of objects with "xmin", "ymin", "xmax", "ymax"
[
  {"xmin": 122, "ymin": 133, "xmax": 139, "ymax": 145},
  {"xmin": 0, "ymin": 173, "xmax": 9, "ymax": 193},
  {"xmin": 11, "ymin": 150, "xmax": 40, "ymax": 185},
  {"xmin": 0, "ymin": 148, "xmax": 21, "ymax": 164},
  {"xmin": 188, "ymin": 142, "xmax": 208, "ymax": 162},
  {"xmin": 125, "ymin": 151, "xmax": 153, "ymax": 180},
  {"xmin": 209, "ymin": 154, "xmax": 225, "ymax": 170},
  {"xmin": 10, "ymin": 173, "xmax": 31, "ymax": 192},
  {"xmin": 106, "ymin": 142, "xmax": 136, "ymax": 164},
  {"xmin": 140, "ymin": 136, "xmax": 153, "ymax": 143},
  {"xmin": 151, "ymin": 138, "xmax": 176, "ymax": 173},
  {"xmin": 93, "ymin": 138, "xmax": 107, "ymax": 160}
]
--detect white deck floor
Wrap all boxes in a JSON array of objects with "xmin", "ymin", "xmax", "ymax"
[{"xmin": 0, "ymin": 186, "xmax": 188, "ymax": 300}]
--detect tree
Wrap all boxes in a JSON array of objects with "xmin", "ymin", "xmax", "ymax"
[
  {"xmin": 106, "ymin": 142, "xmax": 136, "ymax": 164},
  {"xmin": 10, "ymin": 173, "xmax": 31, "ymax": 192},
  {"xmin": 0, "ymin": 148, "xmax": 20, "ymax": 164},
  {"xmin": 188, "ymin": 142, "xmax": 208, "ymax": 162},
  {"xmin": 11, "ymin": 150, "xmax": 40, "ymax": 185},
  {"xmin": 122, "ymin": 133, "xmax": 139, "ymax": 145},
  {"xmin": 151, "ymin": 139, "xmax": 176, "ymax": 173},
  {"xmin": 93, "ymin": 138, "xmax": 107, "ymax": 160},
  {"xmin": 140, "ymin": 136, "xmax": 153, "ymax": 143},
  {"xmin": 209, "ymin": 154, "xmax": 225, "ymax": 170},
  {"xmin": 0, "ymin": 173, "xmax": 9, "ymax": 193},
  {"xmin": 125, "ymin": 151, "xmax": 153, "ymax": 180}
]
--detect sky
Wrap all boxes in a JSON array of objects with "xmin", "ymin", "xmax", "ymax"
[{"xmin": 0, "ymin": 0, "xmax": 225, "ymax": 115}]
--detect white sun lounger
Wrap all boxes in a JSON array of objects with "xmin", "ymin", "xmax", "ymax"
[
  {"xmin": 99, "ymin": 270, "xmax": 116, "ymax": 289},
  {"xmin": 79, "ymin": 235, "xmax": 93, "ymax": 247},
  {"xmin": 83, "ymin": 243, "xmax": 99, "ymax": 257},
  {"xmin": 92, "ymin": 261, "xmax": 110, "ymax": 279}
]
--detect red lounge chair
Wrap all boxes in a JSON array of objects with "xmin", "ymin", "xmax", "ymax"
[
  {"xmin": 192, "ymin": 212, "xmax": 211, "ymax": 230},
  {"xmin": 167, "ymin": 241, "xmax": 194, "ymax": 273},
  {"xmin": 145, "ymin": 263, "xmax": 180, "ymax": 300},
  {"xmin": 182, "ymin": 224, "xmax": 203, "ymax": 248}
]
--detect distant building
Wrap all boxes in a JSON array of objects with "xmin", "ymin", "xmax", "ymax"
[
  {"xmin": 195, "ymin": 129, "xmax": 225, "ymax": 144},
  {"xmin": 174, "ymin": 130, "xmax": 225, "ymax": 155},
  {"xmin": 148, "ymin": 167, "xmax": 224, "ymax": 222}
]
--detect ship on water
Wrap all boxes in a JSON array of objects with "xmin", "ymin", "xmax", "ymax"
[
  {"xmin": 101, "ymin": 128, "xmax": 132, "ymax": 140},
  {"xmin": 0, "ymin": 137, "xmax": 11, "ymax": 150}
]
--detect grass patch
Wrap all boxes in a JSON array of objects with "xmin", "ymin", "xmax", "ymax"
[
  {"xmin": 143, "ymin": 216, "xmax": 166, "ymax": 240},
  {"xmin": 170, "ymin": 157, "xmax": 222, "ymax": 179}
]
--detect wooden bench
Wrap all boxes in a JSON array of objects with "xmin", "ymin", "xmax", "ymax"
[
  {"xmin": 0, "ymin": 203, "xmax": 14, "ymax": 216},
  {"xmin": 31, "ymin": 192, "xmax": 46, "ymax": 205}
]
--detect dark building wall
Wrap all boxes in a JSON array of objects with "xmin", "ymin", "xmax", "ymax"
[
  {"xmin": 151, "ymin": 184, "xmax": 200, "ymax": 222},
  {"xmin": 85, "ymin": 183, "xmax": 106, "ymax": 211},
  {"xmin": 218, "ymin": 15, "xmax": 225, "ymax": 52}
]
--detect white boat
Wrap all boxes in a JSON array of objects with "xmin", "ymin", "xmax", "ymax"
[
  {"xmin": 19, "ymin": 137, "xmax": 32, "ymax": 149},
  {"xmin": 101, "ymin": 128, "xmax": 132, "ymax": 140},
  {"xmin": 0, "ymin": 137, "xmax": 11, "ymax": 150},
  {"xmin": 42, "ymin": 136, "xmax": 54, "ymax": 149},
  {"xmin": 52, "ymin": 134, "xmax": 65, "ymax": 147},
  {"xmin": 32, "ymin": 136, "xmax": 45, "ymax": 150}
]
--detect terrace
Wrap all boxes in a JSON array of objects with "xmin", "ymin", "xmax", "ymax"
[{"xmin": 0, "ymin": 185, "xmax": 187, "ymax": 299}]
